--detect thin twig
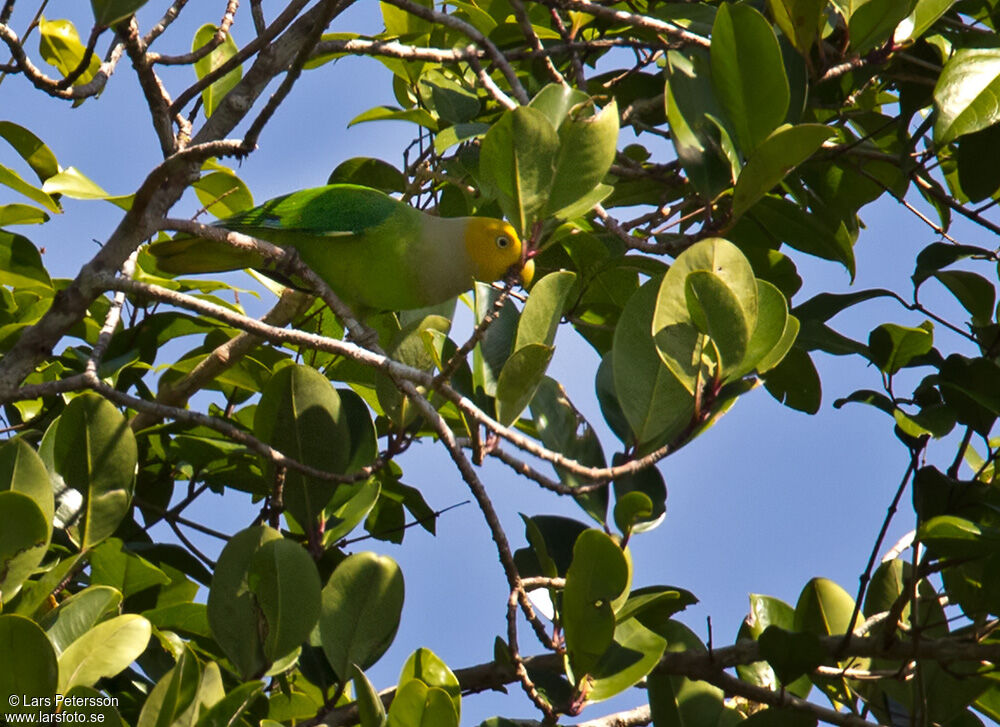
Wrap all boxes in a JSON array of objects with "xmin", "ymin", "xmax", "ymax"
[
  {"xmin": 149, "ymin": 0, "xmax": 239, "ymax": 65},
  {"xmin": 839, "ymin": 450, "xmax": 920, "ymax": 657},
  {"xmin": 143, "ymin": 0, "xmax": 190, "ymax": 45}
]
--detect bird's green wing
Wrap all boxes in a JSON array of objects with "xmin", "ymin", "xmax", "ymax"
[
  {"xmin": 221, "ymin": 184, "xmax": 404, "ymax": 236},
  {"xmin": 147, "ymin": 184, "xmax": 407, "ymax": 277}
]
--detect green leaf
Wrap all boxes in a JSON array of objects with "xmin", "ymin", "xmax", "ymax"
[
  {"xmin": 757, "ymin": 626, "xmax": 825, "ymax": 685},
  {"xmin": 737, "ymin": 593, "xmax": 812, "ymax": 698},
  {"xmin": 353, "ymin": 665, "xmax": 387, "ymax": 727},
  {"xmin": 192, "ymin": 24, "xmax": 242, "ymax": 118},
  {"xmin": 57, "ymin": 614, "xmax": 151, "ymax": 691},
  {"xmin": 348, "ymin": 106, "xmax": 439, "ymax": 131},
  {"xmin": 38, "ymin": 17, "xmax": 100, "ymax": 86},
  {"xmin": 647, "ymin": 621, "xmax": 733, "ymax": 727},
  {"xmin": 91, "ymin": 0, "xmax": 149, "ymax": 26},
  {"xmin": 136, "ymin": 648, "xmax": 200, "ymax": 727},
  {"xmin": 328, "ymin": 157, "xmax": 406, "ymax": 194},
  {"xmin": 546, "ymin": 99, "xmax": 619, "ymax": 218},
  {"xmin": 0, "ymin": 121, "xmax": 60, "ymax": 182},
  {"xmin": 939, "ymin": 355, "xmax": 1000, "ymax": 435},
  {"xmin": 381, "ymin": 0, "xmax": 432, "ymax": 37},
  {"xmin": 665, "ymin": 48, "xmax": 737, "ymax": 199},
  {"xmin": 323, "ymin": 478, "xmax": 381, "ymax": 545},
  {"xmin": 613, "ymin": 492, "xmax": 654, "ymax": 537},
  {"xmin": 614, "ymin": 279, "xmax": 694, "ymax": 447},
  {"xmin": 585, "ymin": 617, "xmax": 667, "ymax": 702},
  {"xmin": 684, "ymin": 270, "xmax": 751, "ymax": 376},
  {"xmin": 50, "ymin": 394, "xmax": 137, "ymax": 550},
  {"xmin": 319, "ymin": 552, "xmax": 404, "ymax": 678},
  {"xmin": 934, "ymin": 49, "xmax": 1000, "ymax": 145},
  {"xmin": 386, "ymin": 681, "xmax": 458, "ymax": 727},
  {"xmin": 432, "ymin": 123, "xmax": 490, "ymax": 154},
  {"xmin": 868, "ymin": 321, "xmax": 933, "ymax": 374},
  {"xmin": 192, "ymin": 171, "xmax": 254, "ymax": 218},
  {"xmin": 956, "ymin": 124, "xmax": 1000, "ymax": 201},
  {"xmin": 90, "ymin": 539, "xmax": 170, "ymax": 598},
  {"xmin": 495, "ymin": 343, "xmax": 554, "ymax": 426},
  {"xmin": 515, "ymin": 514, "xmax": 590, "ymax": 581},
  {"xmin": 194, "ymin": 681, "xmax": 263, "ymax": 727},
  {"xmin": 733, "ymin": 279, "xmax": 792, "ymax": 377},
  {"xmin": 711, "ymin": 3, "xmax": 790, "ymax": 154},
  {"xmin": 897, "ymin": 0, "xmax": 956, "ymax": 42},
  {"xmin": 0, "ymin": 164, "xmax": 60, "ymax": 213},
  {"xmin": 562, "ymin": 530, "xmax": 630, "ymax": 679},
  {"xmin": 494, "ymin": 271, "xmax": 576, "ymax": 426},
  {"xmin": 253, "ymin": 364, "xmax": 352, "ymax": 529},
  {"xmin": 530, "ymin": 377, "xmax": 608, "ymax": 523},
  {"xmin": 247, "ymin": 538, "xmax": 322, "ymax": 662},
  {"xmin": 849, "ymin": 0, "xmax": 916, "ymax": 54},
  {"xmin": 595, "ymin": 354, "xmax": 633, "ymax": 445},
  {"xmin": 418, "ymin": 70, "xmax": 480, "ymax": 124},
  {"xmin": 0, "ymin": 204, "xmax": 50, "ymax": 225},
  {"xmin": 768, "ymin": 0, "xmax": 825, "ymax": 55},
  {"xmin": 0, "ymin": 230, "xmax": 53, "ymax": 290},
  {"xmin": 792, "ymin": 288, "xmax": 897, "ymax": 322},
  {"xmin": 747, "ymin": 195, "xmax": 855, "ymax": 278},
  {"xmin": 762, "ymin": 346, "xmax": 821, "ymax": 413},
  {"xmin": 206, "ymin": 526, "xmax": 282, "ymax": 679},
  {"xmin": 398, "ymin": 648, "xmax": 461, "ymax": 721},
  {"xmin": 653, "ymin": 238, "xmax": 758, "ymax": 391},
  {"xmin": 0, "ymin": 614, "xmax": 58, "ymax": 710},
  {"xmin": 472, "ymin": 282, "xmax": 519, "ymax": 397},
  {"xmin": 612, "ymin": 457, "xmax": 667, "ymax": 534},
  {"xmin": 794, "ymin": 578, "xmax": 858, "ymax": 636},
  {"xmin": 919, "ymin": 515, "xmax": 1000, "ymax": 558},
  {"xmin": 479, "ymin": 106, "xmax": 559, "ymax": 235},
  {"xmin": 0, "ymin": 438, "xmax": 55, "ymax": 530},
  {"xmin": 933, "ymin": 270, "xmax": 995, "ymax": 323},
  {"xmin": 529, "ymin": 84, "xmax": 589, "ymax": 127},
  {"xmin": 39, "ymin": 585, "xmax": 123, "ymax": 655},
  {"xmin": 515, "ymin": 271, "xmax": 576, "ymax": 351},
  {"xmin": 42, "ymin": 167, "xmax": 109, "ymax": 199},
  {"xmin": 12, "ymin": 553, "xmax": 84, "ymax": 619},
  {"xmin": 731, "ymin": 124, "xmax": 836, "ymax": 219},
  {"xmin": 617, "ymin": 586, "xmax": 698, "ymax": 626},
  {"xmin": 0, "ymin": 492, "xmax": 48, "ymax": 602}
]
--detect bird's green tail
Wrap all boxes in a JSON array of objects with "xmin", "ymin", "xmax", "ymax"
[{"xmin": 147, "ymin": 236, "xmax": 265, "ymax": 276}]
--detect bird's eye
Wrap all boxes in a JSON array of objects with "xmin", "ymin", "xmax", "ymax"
[{"xmin": 496, "ymin": 235, "xmax": 510, "ymax": 249}]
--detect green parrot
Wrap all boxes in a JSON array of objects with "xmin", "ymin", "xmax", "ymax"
[{"xmin": 148, "ymin": 184, "xmax": 534, "ymax": 312}]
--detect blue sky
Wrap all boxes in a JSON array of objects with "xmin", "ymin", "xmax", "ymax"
[{"xmin": 2, "ymin": 2, "xmax": 987, "ymax": 724}]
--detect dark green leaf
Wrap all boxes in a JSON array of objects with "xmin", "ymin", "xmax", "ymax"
[
  {"xmin": 320, "ymin": 552, "xmax": 404, "ymax": 678},
  {"xmin": 711, "ymin": 3, "xmax": 789, "ymax": 154},
  {"xmin": 732, "ymin": 124, "xmax": 836, "ymax": 219},
  {"xmin": 562, "ymin": 530, "xmax": 630, "ymax": 679},
  {"xmin": 247, "ymin": 538, "xmax": 322, "ymax": 662},
  {"xmin": 868, "ymin": 320, "xmax": 934, "ymax": 374},
  {"xmin": 762, "ymin": 347, "xmax": 821, "ymax": 413}
]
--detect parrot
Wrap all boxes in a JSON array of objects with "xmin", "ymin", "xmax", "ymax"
[{"xmin": 148, "ymin": 184, "xmax": 534, "ymax": 313}]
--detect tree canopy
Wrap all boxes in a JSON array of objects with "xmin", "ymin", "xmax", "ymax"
[{"xmin": 2, "ymin": 1, "xmax": 1000, "ymax": 726}]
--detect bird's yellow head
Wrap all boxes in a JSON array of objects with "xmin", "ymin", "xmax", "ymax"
[{"xmin": 463, "ymin": 218, "xmax": 534, "ymax": 288}]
